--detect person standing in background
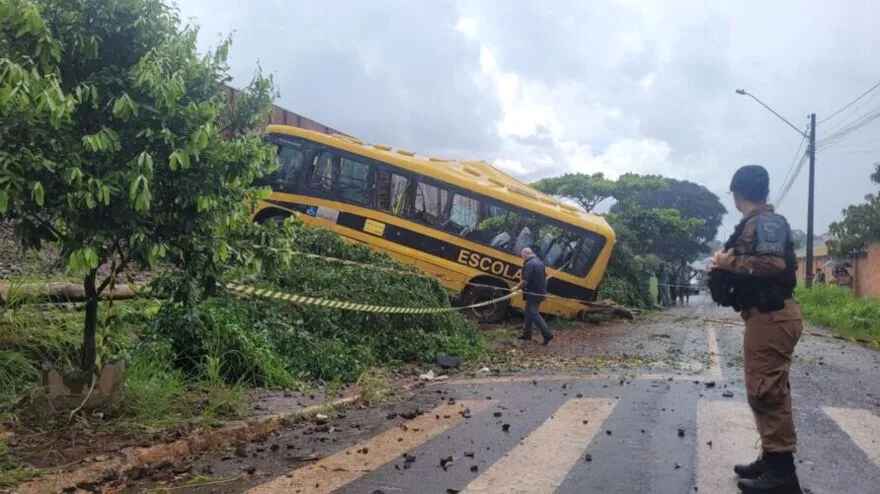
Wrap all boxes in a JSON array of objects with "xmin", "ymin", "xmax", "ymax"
[
  {"xmin": 658, "ymin": 262, "xmax": 672, "ymax": 306},
  {"xmin": 676, "ymin": 259, "xmax": 695, "ymax": 305}
]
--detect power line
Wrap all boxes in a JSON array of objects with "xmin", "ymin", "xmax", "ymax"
[
  {"xmin": 777, "ymin": 129, "xmax": 808, "ymax": 200},
  {"xmin": 819, "ymin": 79, "xmax": 880, "ymax": 124},
  {"xmin": 775, "ymin": 151, "xmax": 809, "ymax": 207},
  {"xmin": 817, "ymin": 106, "xmax": 880, "ymax": 150}
]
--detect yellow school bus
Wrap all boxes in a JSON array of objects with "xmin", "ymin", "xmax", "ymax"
[{"xmin": 252, "ymin": 124, "xmax": 616, "ymax": 322}]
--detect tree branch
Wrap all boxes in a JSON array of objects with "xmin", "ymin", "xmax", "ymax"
[{"xmin": 97, "ymin": 241, "xmax": 129, "ymax": 295}]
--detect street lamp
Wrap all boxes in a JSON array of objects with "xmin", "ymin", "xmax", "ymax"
[{"xmin": 735, "ymin": 89, "xmax": 817, "ymax": 287}]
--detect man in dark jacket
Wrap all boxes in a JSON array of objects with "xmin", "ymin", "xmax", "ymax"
[
  {"xmin": 711, "ymin": 165, "xmax": 803, "ymax": 493},
  {"xmin": 513, "ymin": 247, "xmax": 554, "ymax": 345}
]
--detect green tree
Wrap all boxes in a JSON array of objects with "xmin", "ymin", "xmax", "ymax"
[
  {"xmin": 532, "ymin": 172, "xmax": 665, "ymax": 212},
  {"xmin": 605, "ymin": 202, "xmax": 702, "ymax": 258},
  {"xmin": 611, "ymin": 177, "xmax": 726, "ymax": 259},
  {"xmin": 532, "ymin": 172, "xmax": 616, "ymax": 212},
  {"xmin": 0, "ymin": 0, "xmax": 278, "ymax": 375},
  {"xmin": 827, "ymin": 163, "xmax": 880, "ymax": 258}
]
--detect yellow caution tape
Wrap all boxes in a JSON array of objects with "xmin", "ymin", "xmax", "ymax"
[
  {"xmin": 226, "ymin": 282, "xmax": 516, "ymax": 314},
  {"xmin": 256, "ymin": 249, "xmax": 622, "ymax": 308}
]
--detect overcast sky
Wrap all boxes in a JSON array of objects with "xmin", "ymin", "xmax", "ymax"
[{"xmin": 177, "ymin": 0, "xmax": 880, "ymax": 240}]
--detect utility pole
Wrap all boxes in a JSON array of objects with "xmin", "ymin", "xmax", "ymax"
[
  {"xmin": 805, "ymin": 113, "xmax": 816, "ymax": 287},
  {"xmin": 735, "ymin": 89, "xmax": 818, "ymax": 287}
]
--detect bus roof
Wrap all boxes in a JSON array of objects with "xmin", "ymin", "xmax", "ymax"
[{"xmin": 266, "ymin": 124, "xmax": 615, "ymax": 241}]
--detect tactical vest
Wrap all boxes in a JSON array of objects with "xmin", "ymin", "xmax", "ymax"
[{"xmin": 708, "ymin": 210, "xmax": 797, "ymax": 313}]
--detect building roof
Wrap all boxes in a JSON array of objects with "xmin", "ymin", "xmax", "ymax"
[{"xmin": 266, "ymin": 124, "xmax": 615, "ymax": 240}]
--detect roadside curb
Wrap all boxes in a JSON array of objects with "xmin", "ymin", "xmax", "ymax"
[{"xmin": 17, "ymin": 394, "xmax": 361, "ymax": 494}]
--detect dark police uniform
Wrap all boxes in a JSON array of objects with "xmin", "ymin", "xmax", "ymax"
[{"xmin": 713, "ymin": 204, "xmax": 802, "ymax": 453}]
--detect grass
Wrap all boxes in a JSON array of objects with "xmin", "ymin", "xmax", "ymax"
[
  {"xmin": 0, "ymin": 441, "xmax": 36, "ymax": 490},
  {"xmin": 796, "ymin": 284, "xmax": 880, "ymax": 343},
  {"xmin": 356, "ymin": 367, "xmax": 393, "ymax": 406}
]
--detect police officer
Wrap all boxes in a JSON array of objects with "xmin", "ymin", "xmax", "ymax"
[{"xmin": 711, "ymin": 165, "xmax": 803, "ymax": 493}]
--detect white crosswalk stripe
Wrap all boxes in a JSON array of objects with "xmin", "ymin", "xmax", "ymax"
[
  {"xmin": 697, "ymin": 400, "xmax": 760, "ymax": 493},
  {"xmin": 823, "ymin": 406, "xmax": 880, "ymax": 468},
  {"xmin": 461, "ymin": 398, "xmax": 618, "ymax": 494}
]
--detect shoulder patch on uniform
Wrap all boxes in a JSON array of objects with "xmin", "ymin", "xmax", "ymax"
[{"xmin": 755, "ymin": 213, "xmax": 787, "ymax": 256}]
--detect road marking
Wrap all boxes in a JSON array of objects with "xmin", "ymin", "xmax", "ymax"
[
  {"xmin": 697, "ymin": 400, "xmax": 759, "ymax": 494},
  {"xmin": 433, "ymin": 373, "xmax": 711, "ymax": 388},
  {"xmin": 461, "ymin": 398, "xmax": 617, "ymax": 493},
  {"xmin": 706, "ymin": 324, "xmax": 723, "ymax": 379},
  {"xmin": 823, "ymin": 406, "xmax": 880, "ymax": 467},
  {"xmin": 247, "ymin": 400, "xmax": 494, "ymax": 494}
]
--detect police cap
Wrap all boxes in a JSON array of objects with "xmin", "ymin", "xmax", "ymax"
[{"xmin": 729, "ymin": 165, "xmax": 770, "ymax": 202}]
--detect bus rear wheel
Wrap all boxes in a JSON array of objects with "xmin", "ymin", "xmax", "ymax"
[{"xmin": 460, "ymin": 285, "xmax": 510, "ymax": 324}]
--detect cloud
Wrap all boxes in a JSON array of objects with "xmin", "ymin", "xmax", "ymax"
[{"xmin": 177, "ymin": 0, "xmax": 880, "ymax": 238}]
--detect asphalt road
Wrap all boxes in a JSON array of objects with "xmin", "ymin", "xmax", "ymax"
[{"xmin": 128, "ymin": 294, "xmax": 880, "ymax": 494}]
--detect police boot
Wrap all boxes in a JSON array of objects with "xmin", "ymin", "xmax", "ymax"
[
  {"xmin": 737, "ymin": 452, "xmax": 802, "ymax": 494},
  {"xmin": 734, "ymin": 452, "xmax": 767, "ymax": 479}
]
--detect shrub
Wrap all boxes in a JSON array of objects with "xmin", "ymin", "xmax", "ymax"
[
  {"xmin": 598, "ymin": 243, "xmax": 653, "ymax": 309},
  {"xmin": 796, "ymin": 284, "xmax": 880, "ymax": 341},
  {"xmin": 148, "ymin": 224, "xmax": 485, "ymax": 386}
]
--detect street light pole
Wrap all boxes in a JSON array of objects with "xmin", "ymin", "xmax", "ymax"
[{"xmin": 734, "ymin": 89, "xmax": 816, "ymax": 286}]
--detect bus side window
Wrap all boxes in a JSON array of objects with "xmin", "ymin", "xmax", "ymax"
[
  {"xmin": 412, "ymin": 182, "xmax": 450, "ymax": 227},
  {"xmin": 374, "ymin": 169, "xmax": 411, "ymax": 215},
  {"xmin": 263, "ymin": 143, "xmax": 304, "ymax": 191},
  {"xmin": 307, "ymin": 152, "xmax": 337, "ymax": 193},
  {"xmin": 337, "ymin": 156, "xmax": 372, "ymax": 205}
]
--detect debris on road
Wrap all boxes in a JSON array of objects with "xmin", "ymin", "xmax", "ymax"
[
  {"xmin": 420, "ymin": 370, "xmax": 436, "ymax": 381},
  {"xmin": 502, "ymin": 424, "xmax": 511, "ymax": 432},
  {"xmin": 705, "ymin": 381, "xmax": 716, "ymax": 388},
  {"xmin": 722, "ymin": 390, "xmax": 734, "ymax": 398},
  {"xmin": 440, "ymin": 456, "xmax": 455, "ymax": 470},
  {"xmin": 678, "ymin": 428, "xmax": 686, "ymax": 438},
  {"xmin": 478, "ymin": 367, "xmax": 491, "ymax": 373},
  {"xmin": 584, "ymin": 453, "xmax": 593, "ymax": 462}
]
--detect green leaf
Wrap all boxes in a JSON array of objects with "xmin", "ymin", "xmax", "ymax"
[
  {"xmin": 169, "ymin": 150, "xmax": 181, "ymax": 170},
  {"xmin": 65, "ymin": 167, "xmax": 83, "ymax": 185},
  {"xmin": 129, "ymin": 176, "xmax": 142, "ymax": 201},
  {"xmin": 31, "ymin": 182, "xmax": 44, "ymax": 206},
  {"xmin": 69, "ymin": 247, "xmax": 100, "ymax": 272},
  {"xmin": 101, "ymin": 185, "xmax": 111, "ymax": 205},
  {"xmin": 0, "ymin": 189, "xmax": 8, "ymax": 213}
]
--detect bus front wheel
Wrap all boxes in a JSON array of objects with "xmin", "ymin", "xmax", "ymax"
[{"xmin": 460, "ymin": 285, "xmax": 510, "ymax": 324}]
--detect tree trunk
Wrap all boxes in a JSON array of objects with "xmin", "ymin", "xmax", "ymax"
[{"xmin": 81, "ymin": 269, "xmax": 99, "ymax": 374}]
